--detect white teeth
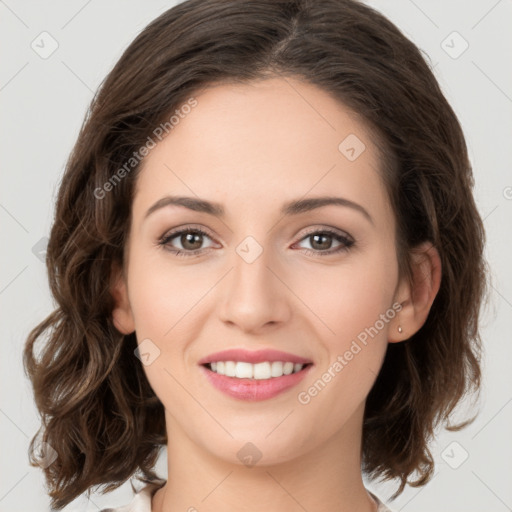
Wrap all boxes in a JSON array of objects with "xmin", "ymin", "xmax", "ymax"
[
  {"xmin": 271, "ymin": 361, "xmax": 283, "ymax": 377},
  {"xmin": 283, "ymin": 362, "xmax": 294, "ymax": 375},
  {"xmin": 254, "ymin": 362, "xmax": 271, "ymax": 380},
  {"xmin": 208, "ymin": 361, "xmax": 305, "ymax": 379},
  {"xmin": 225, "ymin": 360, "xmax": 236, "ymax": 377},
  {"xmin": 235, "ymin": 362, "xmax": 253, "ymax": 379}
]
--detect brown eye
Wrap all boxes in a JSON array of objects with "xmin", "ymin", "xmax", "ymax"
[
  {"xmin": 295, "ymin": 229, "xmax": 354, "ymax": 256},
  {"xmin": 309, "ymin": 233, "xmax": 334, "ymax": 251},
  {"xmin": 159, "ymin": 227, "xmax": 216, "ymax": 256},
  {"xmin": 179, "ymin": 231, "xmax": 204, "ymax": 250}
]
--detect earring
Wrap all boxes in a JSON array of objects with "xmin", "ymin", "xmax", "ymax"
[{"xmin": 398, "ymin": 325, "xmax": 403, "ymax": 333}]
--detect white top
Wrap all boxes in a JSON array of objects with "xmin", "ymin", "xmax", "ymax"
[{"xmin": 99, "ymin": 481, "xmax": 395, "ymax": 512}]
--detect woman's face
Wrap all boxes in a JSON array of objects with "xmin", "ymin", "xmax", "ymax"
[{"xmin": 113, "ymin": 77, "xmax": 404, "ymax": 466}]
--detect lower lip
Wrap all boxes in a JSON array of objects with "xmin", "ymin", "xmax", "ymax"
[{"xmin": 200, "ymin": 364, "xmax": 313, "ymax": 401}]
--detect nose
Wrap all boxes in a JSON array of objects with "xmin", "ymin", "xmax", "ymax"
[{"xmin": 218, "ymin": 242, "xmax": 292, "ymax": 334}]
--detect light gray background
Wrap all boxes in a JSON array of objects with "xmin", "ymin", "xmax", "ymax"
[{"xmin": 1, "ymin": 1, "xmax": 511, "ymax": 511}]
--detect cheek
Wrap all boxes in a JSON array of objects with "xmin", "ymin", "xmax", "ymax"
[
  {"xmin": 128, "ymin": 250, "xmax": 204, "ymax": 338},
  {"xmin": 294, "ymin": 252, "xmax": 397, "ymax": 402},
  {"xmin": 126, "ymin": 255, "xmax": 201, "ymax": 407},
  {"xmin": 296, "ymin": 258, "xmax": 397, "ymax": 345},
  {"xmin": 292, "ymin": 277, "xmax": 393, "ymax": 447},
  {"xmin": 126, "ymin": 249, "xmax": 218, "ymax": 394}
]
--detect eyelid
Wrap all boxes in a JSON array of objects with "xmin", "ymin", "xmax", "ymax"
[
  {"xmin": 160, "ymin": 223, "xmax": 218, "ymax": 241},
  {"xmin": 297, "ymin": 225, "xmax": 354, "ymax": 242}
]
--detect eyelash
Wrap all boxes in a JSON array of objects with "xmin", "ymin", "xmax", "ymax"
[{"xmin": 158, "ymin": 225, "xmax": 355, "ymax": 258}]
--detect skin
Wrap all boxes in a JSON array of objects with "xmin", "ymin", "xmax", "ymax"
[{"xmin": 111, "ymin": 76, "xmax": 441, "ymax": 512}]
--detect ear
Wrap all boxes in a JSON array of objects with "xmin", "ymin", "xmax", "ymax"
[
  {"xmin": 110, "ymin": 261, "xmax": 136, "ymax": 335},
  {"xmin": 388, "ymin": 241, "xmax": 442, "ymax": 343}
]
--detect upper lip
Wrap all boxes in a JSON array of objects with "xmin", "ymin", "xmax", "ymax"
[{"xmin": 198, "ymin": 349, "xmax": 313, "ymax": 365}]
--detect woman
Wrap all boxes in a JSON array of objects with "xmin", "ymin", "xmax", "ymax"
[{"xmin": 23, "ymin": 0, "xmax": 487, "ymax": 511}]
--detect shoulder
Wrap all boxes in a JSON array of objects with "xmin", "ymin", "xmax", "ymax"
[
  {"xmin": 367, "ymin": 489, "xmax": 396, "ymax": 512},
  {"xmin": 100, "ymin": 480, "xmax": 166, "ymax": 512}
]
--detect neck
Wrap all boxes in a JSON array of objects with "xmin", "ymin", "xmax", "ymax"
[{"xmin": 152, "ymin": 404, "xmax": 378, "ymax": 512}]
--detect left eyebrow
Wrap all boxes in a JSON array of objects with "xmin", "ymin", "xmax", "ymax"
[
  {"xmin": 280, "ymin": 196, "xmax": 374, "ymax": 225},
  {"xmin": 144, "ymin": 195, "xmax": 374, "ymax": 225}
]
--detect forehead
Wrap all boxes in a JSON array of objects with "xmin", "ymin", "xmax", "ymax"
[{"xmin": 133, "ymin": 77, "xmax": 391, "ymax": 225}]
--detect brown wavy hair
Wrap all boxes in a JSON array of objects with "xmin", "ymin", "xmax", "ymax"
[{"xmin": 23, "ymin": 0, "xmax": 488, "ymax": 508}]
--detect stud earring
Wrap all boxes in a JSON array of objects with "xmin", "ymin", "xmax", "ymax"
[{"xmin": 398, "ymin": 325, "xmax": 403, "ymax": 333}]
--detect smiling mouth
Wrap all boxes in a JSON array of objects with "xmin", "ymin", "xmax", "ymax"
[{"xmin": 203, "ymin": 361, "xmax": 313, "ymax": 380}]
